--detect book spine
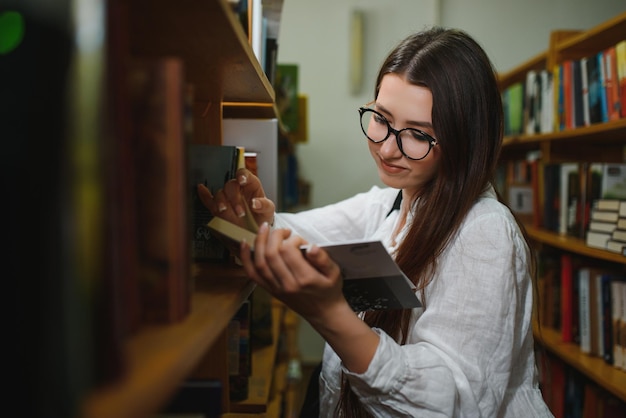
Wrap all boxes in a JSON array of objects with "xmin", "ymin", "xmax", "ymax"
[
  {"xmin": 129, "ymin": 57, "xmax": 191, "ymax": 325},
  {"xmin": 560, "ymin": 254, "xmax": 575, "ymax": 343},
  {"xmin": 578, "ymin": 268, "xmax": 591, "ymax": 353}
]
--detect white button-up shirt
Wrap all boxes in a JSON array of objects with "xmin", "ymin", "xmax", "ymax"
[{"xmin": 274, "ymin": 185, "xmax": 553, "ymax": 417}]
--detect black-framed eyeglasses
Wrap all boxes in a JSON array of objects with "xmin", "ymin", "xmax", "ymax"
[{"xmin": 358, "ymin": 107, "xmax": 438, "ymax": 160}]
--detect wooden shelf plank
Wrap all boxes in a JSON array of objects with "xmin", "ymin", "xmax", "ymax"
[
  {"xmin": 82, "ymin": 265, "xmax": 255, "ymax": 418},
  {"xmin": 534, "ymin": 326, "xmax": 626, "ymax": 402},
  {"xmin": 525, "ymin": 225, "xmax": 626, "ymax": 265},
  {"xmin": 128, "ymin": 0, "xmax": 274, "ymax": 104}
]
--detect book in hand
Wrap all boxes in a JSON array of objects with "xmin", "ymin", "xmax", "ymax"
[{"xmin": 206, "ymin": 217, "xmax": 422, "ymax": 312}]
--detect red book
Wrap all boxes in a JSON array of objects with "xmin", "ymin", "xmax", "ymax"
[
  {"xmin": 562, "ymin": 60, "xmax": 574, "ymax": 130},
  {"xmin": 603, "ymin": 46, "xmax": 621, "ymax": 121},
  {"xmin": 560, "ymin": 253, "xmax": 575, "ymax": 343}
]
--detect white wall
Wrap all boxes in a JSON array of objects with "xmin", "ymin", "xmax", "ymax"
[{"xmin": 276, "ymin": 0, "xmax": 625, "ymax": 364}]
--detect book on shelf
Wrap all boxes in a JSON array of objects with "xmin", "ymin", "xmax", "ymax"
[
  {"xmin": 562, "ymin": 59, "xmax": 574, "ymax": 130},
  {"xmin": 580, "ymin": 56, "xmax": 591, "ymax": 127},
  {"xmin": 206, "ymin": 217, "xmax": 422, "ymax": 312},
  {"xmin": 586, "ymin": 230, "xmax": 612, "ymax": 250},
  {"xmin": 560, "ymin": 253, "xmax": 577, "ymax": 343},
  {"xmin": 539, "ymin": 69, "xmax": 554, "ymax": 134},
  {"xmin": 603, "ymin": 45, "xmax": 621, "ymax": 121},
  {"xmin": 616, "ymin": 39, "xmax": 626, "ymax": 118},
  {"xmin": 524, "ymin": 70, "xmax": 540, "ymax": 134},
  {"xmin": 606, "ymin": 239, "xmax": 626, "ymax": 255},
  {"xmin": 189, "ymin": 144, "xmax": 241, "ymax": 261},
  {"xmin": 578, "ymin": 267, "xmax": 592, "ymax": 354},
  {"xmin": 595, "ymin": 198, "xmax": 623, "ymax": 212},
  {"xmin": 129, "ymin": 57, "xmax": 191, "ymax": 325},
  {"xmin": 600, "ymin": 273, "xmax": 614, "ymax": 364},
  {"xmin": 223, "ymin": 118, "xmax": 279, "ymax": 204},
  {"xmin": 599, "ymin": 163, "xmax": 626, "ymax": 200},
  {"xmin": 572, "ymin": 59, "xmax": 585, "ymax": 128},
  {"xmin": 596, "ymin": 51, "xmax": 609, "ymax": 123},
  {"xmin": 590, "ymin": 208, "xmax": 619, "ymax": 223},
  {"xmin": 586, "ymin": 53, "xmax": 606, "ymax": 125},
  {"xmin": 588, "ymin": 220, "xmax": 618, "ymax": 234},
  {"xmin": 618, "ymin": 279, "xmax": 626, "ymax": 370},
  {"xmin": 559, "ymin": 163, "xmax": 579, "ymax": 236},
  {"xmin": 554, "ymin": 63, "xmax": 565, "ymax": 132},
  {"xmin": 611, "ymin": 228, "xmax": 626, "ymax": 242},
  {"xmin": 228, "ymin": 299, "xmax": 251, "ymax": 401}
]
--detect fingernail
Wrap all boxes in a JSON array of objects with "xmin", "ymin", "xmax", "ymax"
[
  {"xmin": 252, "ymin": 198, "xmax": 261, "ymax": 209},
  {"xmin": 236, "ymin": 205, "xmax": 246, "ymax": 218},
  {"xmin": 218, "ymin": 203, "xmax": 227, "ymax": 212},
  {"xmin": 239, "ymin": 174, "xmax": 247, "ymax": 185}
]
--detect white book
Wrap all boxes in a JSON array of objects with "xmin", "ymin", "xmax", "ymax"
[
  {"xmin": 586, "ymin": 230, "xmax": 611, "ymax": 249},
  {"xmin": 540, "ymin": 69, "xmax": 554, "ymax": 134},
  {"xmin": 580, "ymin": 56, "xmax": 590, "ymax": 127},
  {"xmin": 606, "ymin": 240, "xmax": 626, "ymax": 255},
  {"xmin": 595, "ymin": 199, "xmax": 622, "ymax": 211},
  {"xmin": 611, "ymin": 229, "xmax": 626, "ymax": 242},
  {"xmin": 591, "ymin": 209, "xmax": 619, "ymax": 223},
  {"xmin": 588, "ymin": 220, "xmax": 617, "ymax": 233}
]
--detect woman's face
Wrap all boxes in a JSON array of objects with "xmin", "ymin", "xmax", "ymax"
[{"xmin": 368, "ymin": 74, "xmax": 441, "ymax": 196}]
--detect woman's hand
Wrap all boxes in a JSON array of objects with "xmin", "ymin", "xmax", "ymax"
[
  {"xmin": 197, "ymin": 168, "xmax": 275, "ymax": 229},
  {"xmin": 239, "ymin": 222, "xmax": 348, "ymax": 321},
  {"xmin": 240, "ymin": 223, "xmax": 380, "ymax": 373}
]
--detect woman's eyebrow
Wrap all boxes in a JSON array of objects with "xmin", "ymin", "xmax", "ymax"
[{"xmin": 375, "ymin": 103, "xmax": 434, "ymax": 130}]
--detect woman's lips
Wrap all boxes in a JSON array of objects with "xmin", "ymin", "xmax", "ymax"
[{"xmin": 379, "ymin": 158, "xmax": 405, "ymax": 174}]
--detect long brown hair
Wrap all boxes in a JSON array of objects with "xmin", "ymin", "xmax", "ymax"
[{"xmin": 337, "ymin": 27, "xmax": 513, "ymax": 417}]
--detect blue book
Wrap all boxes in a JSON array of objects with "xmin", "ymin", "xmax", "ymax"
[{"xmin": 596, "ymin": 52, "xmax": 609, "ymax": 123}]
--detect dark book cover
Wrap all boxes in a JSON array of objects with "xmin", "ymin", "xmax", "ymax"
[
  {"xmin": 229, "ymin": 300, "xmax": 251, "ymax": 401},
  {"xmin": 319, "ymin": 240, "xmax": 422, "ymax": 312},
  {"xmin": 189, "ymin": 144, "xmax": 240, "ymax": 261},
  {"xmin": 586, "ymin": 54, "xmax": 604, "ymax": 124},
  {"xmin": 572, "ymin": 59, "xmax": 585, "ymax": 128}
]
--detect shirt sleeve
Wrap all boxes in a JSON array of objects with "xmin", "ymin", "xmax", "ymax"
[
  {"xmin": 339, "ymin": 202, "xmax": 534, "ymax": 417},
  {"xmin": 272, "ymin": 186, "xmax": 400, "ymax": 244}
]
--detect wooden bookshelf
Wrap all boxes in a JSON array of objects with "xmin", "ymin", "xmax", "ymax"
[
  {"xmin": 534, "ymin": 326, "xmax": 626, "ymax": 402},
  {"xmin": 80, "ymin": 0, "xmax": 288, "ymax": 416},
  {"xmin": 83, "ymin": 266, "xmax": 254, "ymax": 418},
  {"xmin": 231, "ymin": 303, "xmax": 286, "ymax": 413},
  {"xmin": 498, "ymin": 11, "xmax": 626, "ymax": 414}
]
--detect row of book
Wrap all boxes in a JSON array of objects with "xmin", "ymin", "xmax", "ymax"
[
  {"xmin": 93, "ymin": 54, "xmax": 282, "ymax": 394},
  {"xmin": 586, "ymin": 199, "xmax": 626, "ymax": 255},
  {"xmin": 228, "ymin": 0, "xmax": 281, "ymax": 87},
  {"xmin": 538, "ymin": 351, "xmax": 624, "ymax": 418},
  {"xmin": 537, "ymin": 251, "xmax": 626, "ymax": 371},
  {"xmin": 502, "ymin": 39, "xmax": 626, "ymax": 137},
  {"xmin": 497, "ymin": 158, "xmax": 626, "ymax": 247}
]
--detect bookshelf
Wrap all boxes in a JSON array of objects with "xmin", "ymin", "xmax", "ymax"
[
  {"xmin": 497, "ymin": 11, "xmax": 626, "ymax": 411},
  {"xmin": 80, "ymin": 0, "xmax": 292, "ymax": 417}
]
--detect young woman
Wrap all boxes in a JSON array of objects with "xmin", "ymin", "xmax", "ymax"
[{"xmin": 199, "ymin": 27, "xmax": 553, "ymax": 417}]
